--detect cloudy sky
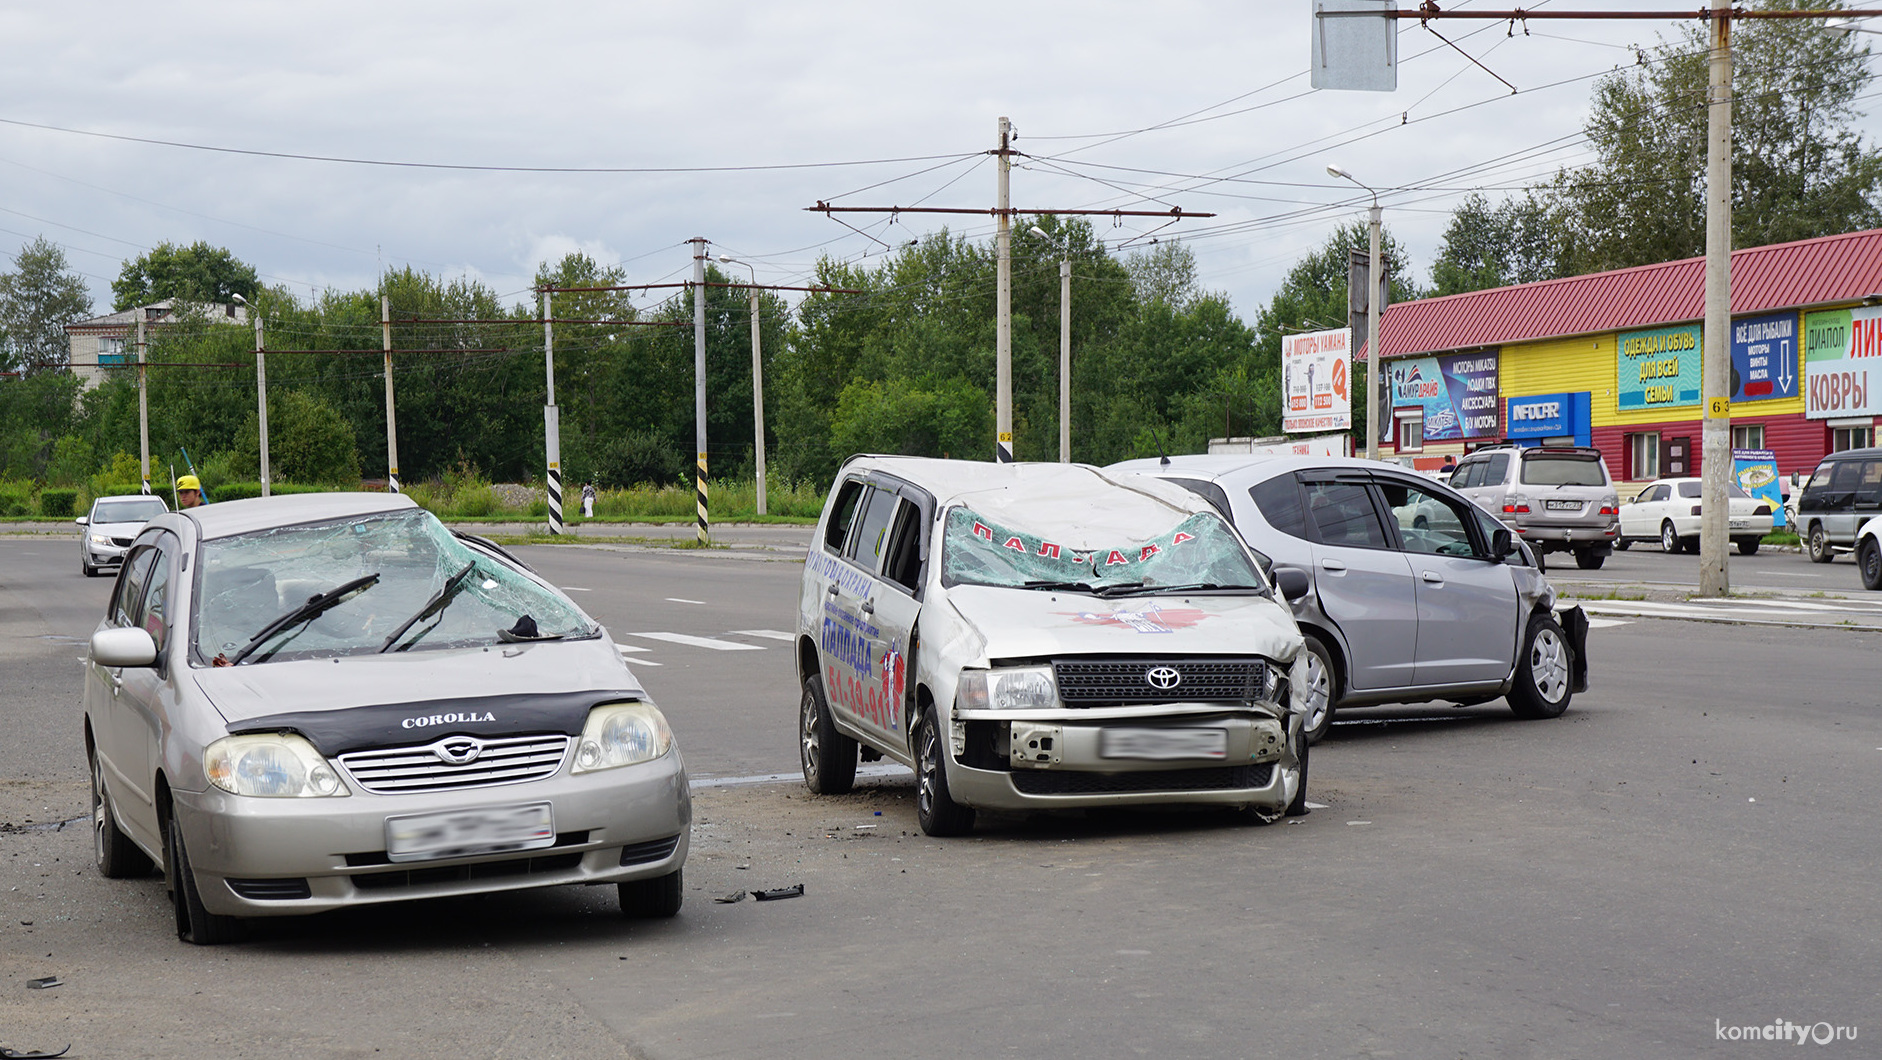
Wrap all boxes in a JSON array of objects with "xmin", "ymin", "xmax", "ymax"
[{"xmin": 4, "ymin": 2, "xmax": 1878, "ymax": 324}]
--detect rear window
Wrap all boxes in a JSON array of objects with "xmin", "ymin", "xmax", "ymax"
[
  {"xmin": 1521, "ymin": 453, "xmax": 1608, "ymax": 487},
  {"xmin": 1675, "ymin": 481, "xmax": 1751, "ymax": 499}
]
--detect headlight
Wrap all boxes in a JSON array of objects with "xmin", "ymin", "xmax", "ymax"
[
  {"xmin": 955, "ymin": 667, "xmax": 1058, "ymax": 711},
  {"xmin": 571, "ymin": 702, "xmax": 672, "ymax": 773},
  {"xmin": 89, "ymin": 533, "xmax": 111, "ymax": 545},
  {"xmin": 204, "ymin": 734, "xmax": 348, "ymax": 797}
]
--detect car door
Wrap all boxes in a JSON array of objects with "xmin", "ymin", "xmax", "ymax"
[
  {"xmin": 1376, "ymin": 476, "xmax": 1520, "ymax": 687},
  {"xmin": 98, "ymin": 535, "xmax": 177, "ymax": 851},
  {"xmin": 816, "ymin": 479, "xmax": 926, "ymax": 747},
  {"xmin": 1623, "ymin": 483, "xmax": 1668, "ymax": 539},
  {"xmin": 89, "ymin": 545, "xmax": 155, "ymax": 806},
  {"xmin": 1298, "ymin": 472, "xmax": 1418, "ymax": 691},
  {"xmin": 1852, "ymin": 459, "xmax": 1882, "ymax": 544}
]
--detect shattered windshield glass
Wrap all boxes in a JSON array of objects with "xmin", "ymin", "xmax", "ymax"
[
  {"xmin": 940, "ymin": 506, "xmax": 1265, "ymax": 594},
  {"xmin": 191, "ymin": 508, "xmax": 594, "ymax": 665}
]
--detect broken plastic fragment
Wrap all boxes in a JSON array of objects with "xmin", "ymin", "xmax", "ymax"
[
  {"xmin": 24, "ymin": 977, "xmax": 60, "ymax": 990},
  {"xmin": 713, "ymin": 890, "xmax": 747, "ymax": 904},
  {"xmin": 752, "ymin": 884, "xmax": 804, "ymax": 901},
  {"xmin": 0, "ymin": 1046, "xmax": 71, "ymax": 1060}
]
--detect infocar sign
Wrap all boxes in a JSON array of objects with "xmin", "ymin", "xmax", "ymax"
[
  {"xmin": 1803, "ymin": 306, "xmax": 1882, "ymax": 419},
  {"xmin": 1506, "ymin": 391, "xmax": 1590, "ymax": 445}
]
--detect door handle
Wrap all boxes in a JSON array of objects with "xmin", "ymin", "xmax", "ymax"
[
  {"xmin": 1319, "ymin": 559, "xmax": 1347, "ymax": 572},
  {"xmin": 826, "ymin": 582, "xmax": 840, "ymax": 596},
  {"xmin": 1421, "ymin": 571, "xmax": 1444, "ymax": 584},
  {"xmin": 860, "ymin": 598, "xmax": 875, "ymax": 615}
]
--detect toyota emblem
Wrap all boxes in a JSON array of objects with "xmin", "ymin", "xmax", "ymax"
[
  {"xmin": 435, "ymin": 737, "xmax": 484, "ymax": 766},
  {"xmin": 1145, "ymin": 666, "xmax": 1182, "ymax": 690}
]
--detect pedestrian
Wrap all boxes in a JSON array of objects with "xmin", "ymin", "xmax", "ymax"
[
  {"xmin": 581, "ymin": 481, "xmax": 597, "ymax": 519},
  {"xmin": 176, "ymin": 474, "xmax": 205, "ymax": 509},
  {"xmin": 1440, "ymin": 455, "xmax": 1456, "ymax": 474}
]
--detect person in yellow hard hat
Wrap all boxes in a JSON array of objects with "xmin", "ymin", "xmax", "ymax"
[{"xmin": 176, "ymin": 474, "xmax": 205, "ymax": 509}]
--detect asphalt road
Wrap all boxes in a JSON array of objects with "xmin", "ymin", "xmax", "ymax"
[{"xmin": 2, "ymin": 533, "xmax": 1877, "ymax": 1059}]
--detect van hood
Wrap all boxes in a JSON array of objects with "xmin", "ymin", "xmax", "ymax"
[{"xmin": 942, "ymin": 584, "xmax": 1301, "ymax": 664}]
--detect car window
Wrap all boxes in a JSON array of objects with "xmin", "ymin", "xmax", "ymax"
[
  {"xmin": 1483, "ymin": 453, "xmax": 1511, "ymax": 486},
  {"xmin": 878, "ymin": 500, "xmax": 925, "ymax": 593},
  {"xmin": 940, "ymin": 507, "xmax": 1262, "ymax": 592},
  {"xmin": 1379, "ymin": 479, "xmax": 1476, "ymax": 556},
  {"xmin": 1828, "ymin": 461, "xmax": 1861, "ymax": 491},
  {"xmin": 139, "ymin": 540, "xmax": 174, "ymax": 655},
  {"xmin": 849, "ymin": 486, "xmax": 901, "ymax": 573},
  {"xmin": 823, "ymin": 479, "xmax": 866, "ymax": 554},
  {"xmin": 1454, "ymin": 461, "xmax": 1483, "ymax": 489},
  {"xmin": 92, "ymin": 498, "xmax": 168, "ymax": 523},
  {"xmin": 1651, "ymin": 484, "xmax": 1670, "ymax": 502},
  {"xmin": 1521, "ymin": 453, "xmax": 1608, "ymax": 486},
  {"xmin": 1676, "ymin": 481, "xmax": 1701, "ymax": 498},
  {"xmin": 114, "ymin": 546, "xmax": 158, "ymax": 628},
  {"xmin": 1249, "ymin": 475, "xmax": 1310, "ymax": 538},
  {"xmin": 1166, "ymin": 477, "xmax": 1234, "ymax": 521},
  {"xmin": 1304, "ymin": 481, "xmax": 1392, "ymax": 549},
  {"xmin": 1861, "ymin": 461, "xmax": 1882, "ymax": 502}
]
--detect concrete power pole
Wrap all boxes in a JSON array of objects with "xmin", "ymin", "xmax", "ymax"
[
  {"xmin": 1698, "ymin": 10, "xmax": 1734, "ymax": 597},
  {"xmin": 692, "ymin": 237, "xmax": 710, "ymax": 543},
  {"xmin": 382, "ymin": 296, "xmax": 400, "ymax": 493},
  {"xmin": 255, "ymin": 312, "xmax": 270, "ymax": 498},
  {"xmin": 1366, "ymin": 203, "xmax": 1383, "ymax": 461},
  {"xmin": 995, "ymin": 116, "xmax": 1014, "ymax": 464},
  {"xmin": 136, "ymin": 315, "xmax": 150, "ymax": 495},
  {"xmin": 1059, "ymin": 255, "xmax": 1072, "ymax": 463},
  {"xmin": 543, "ymin": 291, "xmax": 562, "ymax": 535}
]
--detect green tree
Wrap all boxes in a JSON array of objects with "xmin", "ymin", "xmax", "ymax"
[
  {"xmin": 1550, "ymin": 0, "xmax": 1882, "ymax": 272},
  {"xmin": 1428, "ymin": 192, "xmax": 1563, "ymax": 296},
  {"xmin": 0, "ymin": 236, "xmax": 93, "ymax": 373},
  {"xmin": 112, "ymin": 241, "xmax": 260, "ymax": 310},
  {"xmin": 232, "ymin": 389, "xmax": 362, "ymax": 485}
]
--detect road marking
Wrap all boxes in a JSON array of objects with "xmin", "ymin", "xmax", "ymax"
[
  {"xmin": 628, "ymin": 631, "xmax": 765, "ymax": 651},
  {"xmin": 560, "ymin": 586, "xmax": 592, "ymax": 592},
  {"xmin": 665, "ymin": 597, "xmax": 706, "ymax": 605},
  {"xmin": 613, "ymin": 643, "xmax": 662, "ymax": 666},
  {"xmin": 731, "ymin": 629, "xmax": 794, "ymax": 641},
  {"xmin": 613, "ymin": 642, "xmax": 652, "ymax": 653},
  {"xmin": 1584, "ymin": 617, "xmax": 1632, "ymax": 629},
  {"xmin": 1305, "ymin": 801, "xmax": 1329, "ymax": 810}
]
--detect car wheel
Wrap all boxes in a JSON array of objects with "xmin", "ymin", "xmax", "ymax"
[
  {"xmin": 619, "ymin": 867, "xmax": 683, "ymax": 918},
  {"xmin": 914, "ymin": 706, "xmax": 974, "ymax": 837},
  {"xmin": 1297, "ymin": 634, "xmax": 1337, "ymax": 746},
  {"xmin": 81, "ymin": 556, "xmax": 96, "ymax": 577},
  {"xmin": 1661, "ymin": 521, "xmax": 1682, "ymax": 554},
  {"xmin": 1736, "ymin": 538, "xmax": 1761, "ymax": 556},
  {"xmin": 166, "ymin": 813, "xmax": 241, "ymax": 945},
  {"xmin": 1574, "ymin": 549, "xmax": 1605, "ymax": 570},
  {"xmin": 1506, "ymin": 614, "xmax": 1573, "ymax": 720},
  {"xmin": 1614, "ymin": 538, "xmax": 1631, "ymax": 551},
  {"xmin": 1284, "ymin": 734, "xmax": 1309, "ymax": 818},
  {"xmin": 91, "ymin": 744, "xmax": 150, "ymax": 878},
  {"xmin": 1807, "ymin": 523, "xmax": 1834, "ymax": 564},
  {"xmin": 1859, "ymin": 538, "xmax": 1882, "ymax": 591},
  {"xmin": 799, "ymin": 672, "xmax": 857, "ymax": 795}
]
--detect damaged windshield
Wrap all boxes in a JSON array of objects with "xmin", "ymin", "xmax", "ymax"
[
  {"xmin": 191, "ymin": 508, "xmax": 594, "ymax": 665},
  {"xmin": 940, "ymin": 506, "xmax": 1265, "ymax": 594}
]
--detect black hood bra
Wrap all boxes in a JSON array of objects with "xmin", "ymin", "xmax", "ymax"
[{"xmin": 227, "ymin": 689, "xmax": 641, "ymax": 756}]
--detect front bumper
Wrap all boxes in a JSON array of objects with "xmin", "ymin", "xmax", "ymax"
[
  {"xmin": 170, "ymin": 749, "xmax": 690, "ymax": 917},
  {"xmin": 82, "ymin": 540, "xmax": 129, "ymax": 567}
]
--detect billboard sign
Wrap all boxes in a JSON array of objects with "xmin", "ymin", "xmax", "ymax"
[
  {"xmin": 1618, "ymin": 323, "xmax": 1703, "ymax": 411},
  {"xmin": 1282, "ymin": 327, "xmax": 1352, "ymax": 433},
  {"xmin": 1803, "ymin": 306, "xmax": 1882, "ymax": 419},
  {"xmin": 1386, "ymin": 351, "xmax": 1499, "ymax": 439},
  {"xmin": 1730, "ymin": 312, "xmax": 1799, "ymax": 403},
  {"xmin": 1732, "ymin": 448, "xmax": 1784, "ymax": 527}
]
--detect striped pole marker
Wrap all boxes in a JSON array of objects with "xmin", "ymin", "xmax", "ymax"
[
  {"xmin": 387, "ymin": 472, "xmax": 400, "ymax": 494},
  {"xmin": 696, "ymin": 452, "xmax": 709, "ymax": 543},
  {"xmin": 997, "ymin": 432, "xmax": 1014, "ymax": 464},
  {"xmin": 547, "ymin": 466, "xmax": 563, "ymax": 536}
]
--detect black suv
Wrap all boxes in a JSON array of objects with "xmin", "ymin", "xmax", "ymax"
[{"xmin": 1794, "ymin": 446, "xmax": 1882, "ymax": 563}]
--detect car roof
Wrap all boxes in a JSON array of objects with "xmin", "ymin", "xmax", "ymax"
[
  {"xmin": 839, "ymin": 456, "xmax": 1218, "ymax": 540},
  {"xmin": 1108, "ymin": 453, "xmax": 1428, "ymax": 485},
  {"xmin": 1817, "ymin": 446, "xmax": 1882, "ymax": 462},
  {"xmin": 180, "ymin": 491, "xmax": 422, "ymax": 541},
  {"xmin": 93, "ymin": 494, "xmax": 166, "ymax": 505}
]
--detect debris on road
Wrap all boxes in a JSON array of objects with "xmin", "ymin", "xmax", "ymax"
[
  {"xmin": 752, "ymin": 884, "xmax": 804, "ymax": 901},
  {"xmin": 25, "ymin": 977, "xmax": 61, "ymax": 990},
  {"xmin": 713, "ymin": 890, "xmax": 748, "ymax": 904}
]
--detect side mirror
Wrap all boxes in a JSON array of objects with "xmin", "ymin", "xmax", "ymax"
[
  {"xmin": 91, "ymin": 627, "xmax": 158, "ymax": 668},
  {"xmin": 1490, "ymin": 527, "xmax": 1515, "ymax": 560},
  {"xmin": 1271, "ymin": 566, "xmax": 1311, "ymax": 602},
  {"xmin": 75, "ymin": 516, "xmax": 88, "ymax": 526}
]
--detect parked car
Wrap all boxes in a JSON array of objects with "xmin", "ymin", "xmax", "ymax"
[
  {"xmin": 1792, "ymin": 447, "xmax": 1882, "ymax": 563},
  {"xmin": 1109, "ymin": 454, "xmax": 1589, "ymax": 744},
  {"xmin": 83, "ymin": 492, "xmax": 689, "ymax": 944},
  {"xmin": 795, "ymin": 457, "xmax": 1310, "ymax": 836},
  {"xmin": 1857, "ymin": 516, "xmax": 1882, "ymax": 590},
  {"xmin": 1446, "ymin": 444, "xmax": 1620, "ymax": 570},
  {"xmin": 1615, "ymin": 478, "xmax": 1772, "ymax": 555},
  {"xmin": 77, "ymin": 494, "xmax": 169, "ymax": 577}
]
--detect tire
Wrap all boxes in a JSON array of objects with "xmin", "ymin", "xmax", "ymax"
[
  {"xmin": 167, "ymin": 813, "xmax": 241, "ymax": 945},
  {"xmin": 1283, "ymin": 734, "xmax": 1309, "ymax": 818},
  {"xmin": 81, "ymin": 557, "xmax": 97, "ymax": 577},
  {"xmin": 619, "ymin": 867, "xmax": 683, "ymax": 918},
  {"xmin": 1859, "ymin": 538, "xmax": 1882, "ymax": 591},
  {"xmin": 1736, "ymin": 538, "xmax": 1761, "ymax": 556},
  {"xmin": 914, "ymin": 707, "xmax": 974, "ymax": 837},
  {"xmin": 1297, "ymin": 634, "xmax": 1337, "ymax": 746},
  {"xmin": 91, "ymin": 744, "xmax": 151, "ymax": 878},
  {"xmin": 1614, "ymin": 538, "xmax": 1631, "ymax": 551},
  {"xmin": 1807, "ymin": 523, "xmax": 1834, "ymax": 564},
  {"xmin": 1506, "ymin": 614, "xmax": 1574, "ymax": 720},
  {"xmin": 1574, "ymin": 549, "xmax": 1605, "ymax": 570},
  {"xmin": 799, "ymin": 672, "xmax": 856, "ymax": 795},
  {"xmin": 1661, "ymin": 521, "xmax": 1682, "ymax": 554}
]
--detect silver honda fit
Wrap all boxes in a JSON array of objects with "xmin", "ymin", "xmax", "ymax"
[{"xmin": 83, "ymin": 492, "xmax": 689, "ymax": 944}]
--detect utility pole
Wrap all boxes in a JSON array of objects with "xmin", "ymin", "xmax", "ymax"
[
  {"xmin": 719, "ymin": 255, "xmax": 768, "ymax": 515},
  {"xmin": 382, "ymin": 296, "xmax": 400, "ymax": 494},
  {"xmin": 1699, "ymin": 8, "xmax": 1733, "ymax": 596},
  {"xmin": 135, "ymin": 315, "xmax": 150, "ymax": 496},
  {"xmin": 692, "ymin": 237, "xmax": 710, "ymax": 543},
  {"xmin": 996, "ymin": 116, "xmax": 1014, "ymax": 464},
  {"xmin": 255, "ymin": 311, "xmax": 270, "ymax": 498},
  {"xmin": 543, "ymin": 290, "xmax": 562, "ymax": 535},
  {"xmin": 1059, "ymin": 254, "xmax": 1072, "ymax": 463},
  {"xmin": 1365, "ymin": 201, "xmax": 1383, "ymax": 461}
]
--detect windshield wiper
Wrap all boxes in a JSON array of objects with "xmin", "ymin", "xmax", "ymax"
[
  {"xmin": 1021, "ymin": 579, "xmax": 1100, "ymax": 592},
  {"xmin": 227, "ymin": 573, "xmax": 380, "ymax": 666},
  {"xmin": 1095, "ymin": 581, "xmax": 1254, "ymax": 597},
  {"xmin": 378, "ymin": 561, "xmax": 477, "ymax": 653}
]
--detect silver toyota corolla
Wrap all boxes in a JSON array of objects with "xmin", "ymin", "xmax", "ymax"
[{"xmin": 83, "ymin": 492, "xmax": 689, "ymax": 944}]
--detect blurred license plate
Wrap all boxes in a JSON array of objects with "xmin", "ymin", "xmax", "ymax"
[
  {"xmin": 1545, "ymin": 499, "xmax": 1581, "ymax": 511},
  {"xmin": 1100, "ymin": 728, "xmax": 1227, "ymax": 760},
  {"xmin": 1729, "ymin": 520, "xmax": 1751, "ymax": 529},
  {"xmin": 385, "ymin": 802, "xmax": 554, "ymax": 863}
]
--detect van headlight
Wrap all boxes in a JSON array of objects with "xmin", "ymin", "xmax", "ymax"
[
  {"xmin": 956, "ymin": 667, "xmax": 1058, "ymax": 711},
  {"xmin": 205, "ymin": 734, "xmax": 348, "ymax": 797},
  {"xmin": 572, "ymin": 702, "xmax": 672, "ymax": 773}
]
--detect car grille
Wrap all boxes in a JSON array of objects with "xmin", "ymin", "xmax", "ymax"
[
  {"xmin": 338, "ymin": 734, "xmax": 571, "ymax": 794},
  {"xmin": 1011, "ymin": 762, "xmax": 1273, "ymax": 795},
  {"xmin": 351, "ymin": 852, "xmax": 586, "ymax": 891},
  {"xmin": 111, "ymin": 535, "xmax": 135, "ymax": 547},
  {"xmin": 1052, "ymin": 658, "xmax": 1270, "ymax": 705}
]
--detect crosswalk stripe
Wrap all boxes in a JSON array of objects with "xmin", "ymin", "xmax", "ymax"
[
  {"xmin": 613, "ymin": 642, "xmax": 652, "ymax": 653},
  {"xmin": 730, "ymin": 629, "xmax": 795, "ymax": 641},
  {"xmin": 627, "ymin": 631, "xmax": 766, "ymax": 652},
  {"xmin": 1584, "ymin": 617, "xmax": 1631, "ymax": 628}
]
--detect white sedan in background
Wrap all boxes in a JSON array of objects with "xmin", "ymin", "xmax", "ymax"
[
  {"xmin": 1858, "ymin": 516, "xmax": 1882, "ymax": 590},
  {"xmin": 1616, "ymin": 478, "xmax": 1773, "ymax": 555}
]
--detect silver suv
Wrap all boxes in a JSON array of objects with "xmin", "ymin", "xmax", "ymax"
[{"xmin": 1449, "ymin": 444, "xmax": 1619, "ymax": 571}]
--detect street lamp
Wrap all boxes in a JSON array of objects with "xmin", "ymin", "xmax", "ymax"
[
  {"xmin": 717, "ymin": 255, "xmax": 768, "ymax": 515},
  {"xmin": 1327, "ymin": 162, "xmax": 1383, "ymax": 461},
  {"xmin": 1028, "ymin": 226, "xmax": 1073, "ymax": 463},
  {"xmin": 231, "ymin": 292, "xmax": 269, "ymax": 497}
]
